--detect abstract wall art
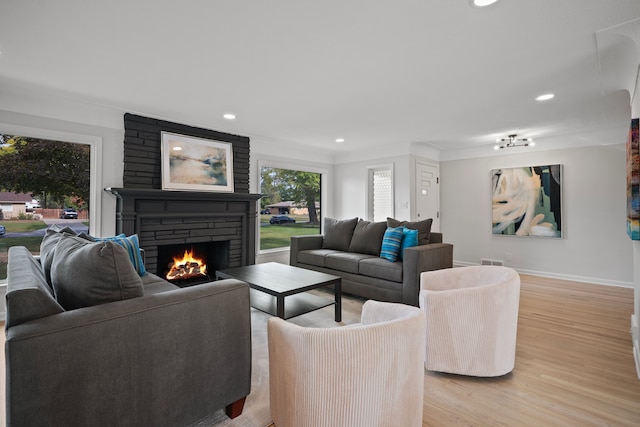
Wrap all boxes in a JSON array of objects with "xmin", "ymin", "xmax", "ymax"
[
  {"xmin": 627, "ymin": 118, "xmax": 640, "ymax": 240},
  {"xmin": 491, "ymin": 164, "xmax": 562, "ymax": 238},
  {"xmin": 161, "ymin": 132, "xmax": 234, "ymax": 192}
]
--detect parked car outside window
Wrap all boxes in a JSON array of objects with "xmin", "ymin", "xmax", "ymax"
[
  {"xmin": 0, "ymin": 224, "xmax": 5, "ymax": 236},
  {"xmin": 25, "ymin": 201, "xmax": 40, "ymax": 211},
  {"xmin": 269, "ymin": 215, "xmax": 295, "ymax": 224},
  {"xmin": 60, "ymin": 208, "xmax": 78, "ymax": 219},
  {"xmin": 260, "ymin": 209, "xmax": 271, "ymax": 215}
]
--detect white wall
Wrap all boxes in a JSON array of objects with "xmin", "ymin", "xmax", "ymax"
[
  {"xmin": 333, "ymin": 154, "xmax": 412, "ymax": 221},
  {"xmin": 440, "ymin": 145, "xmax": 633, "ymax": 287}
]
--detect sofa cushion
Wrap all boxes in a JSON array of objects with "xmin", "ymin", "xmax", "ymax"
[
  {"xmin": 141, "ymin": 272, "xmax": 180, "ymax": 294},
  {"xmin": 322, "ymin": 217, "xmax": 358, "ymax": 251},
  {"xmin": 51, "ymin": 235, "xmax": 144, "ymax": 310},
  {"xmin": 40, "ymin": 225, "xmax": 82, "ymax": 288},
  {"xmin": 348, "ymin": 220, "xmax": 387, "ymax": 256},
  {"xmin": 380, "ymin": 227, "xmax": 403, "ymax": 262},
  {"xmin": 6, "ymin": 246, "xmax": 65, "ymax": 328},
  {"xmin": 359, "ymin": 257, "xmax": 403, "ymax": 283},
  {"xmin": 387, "ymin": 217, "xmax": 433, "ymax": 245},
  {"xmin": 298, "ymin": 249, "xmax": 341, "ymax": 267},
  {"xmin": 93, "ymin": 234, "xmax": 146, "ymax": 276},
  {"xmin": 325, "ymin": 252, "xmax": 376, "ymax": 274},
  {"xmin": 399, "ymin": 227, "xmax": 419, "ymax": 260}
]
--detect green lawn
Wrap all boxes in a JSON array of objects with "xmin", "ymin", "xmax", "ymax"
[
  {"xmin": 0, "ymin": 236, "xmax": 43, "ymax": 280},
  {"xmin": 260, "ymin": 222, "xmax": 320, "ymax": 250},
  {"xmin": 0, "ymin": 219, "xmax": 47, "ymax": 233}
]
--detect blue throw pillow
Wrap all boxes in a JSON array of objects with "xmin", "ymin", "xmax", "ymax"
[
  {"xmin": 380, "ymin": 227, "xmax": 403, "ymax": 262},
  {"xmin": 400, "ymin": 227, "xmax": 419, "ymax": 260},
  {"xmin": 94, "ymin": 234, "xmax": 146, "ymax": 276}
]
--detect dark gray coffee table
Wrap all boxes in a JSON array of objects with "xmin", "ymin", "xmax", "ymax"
[{"xmin": 215, "ymin": 262, "xmax": 341, "ymax": 321}]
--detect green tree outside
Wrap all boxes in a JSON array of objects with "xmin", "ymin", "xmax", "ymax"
[
  {"xmin": 0, "ymin": 135, "xmax": 90, "ymax": 208},
  {"xmin": 260, "ymin": 167, "xmax": 320, "ymax": 225}
]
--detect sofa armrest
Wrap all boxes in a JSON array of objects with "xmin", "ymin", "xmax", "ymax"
[
  {"xmin": 290, "ymin": 234, "xmax": 324, "ymax": 266},
  {"xmin": 401, "ymin": 243, "xmax": 453, "ymax": 306},
  {"xmin": 5, "ymin": 279, "xmax": 252, "ymax": 427},
  {"xmin": 428, "ymin": 232, "xmax": 443, "ymax": 243}
]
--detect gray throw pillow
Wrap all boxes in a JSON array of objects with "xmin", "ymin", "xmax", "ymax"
[
  {"xmin": 51, "ymin": 235, "xmax": 144, "ymax": 310},
  {"xmin": 348, "ymin": 220, "xmax": 387, "ymax": 256},
  {"xmin": 387, "ymin": 217, "xmax": 433, "ymax": 245},
  {"xmin": 322, "ymin": 217, "xmax": 358, "ymax": 251},
  {"xmin": 40, "ymin": 225, "xmax": 79, "ymax": 288}
]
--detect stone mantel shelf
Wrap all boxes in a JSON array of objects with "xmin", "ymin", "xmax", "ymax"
[{"xmin": 105, "ymin": 187, "xmax": 262, "ymax": 202}]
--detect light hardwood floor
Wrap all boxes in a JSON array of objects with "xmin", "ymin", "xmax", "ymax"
[
  {"xmin": 2, "ymin": 274, "xmax": 640, "ymax": 426},
  {"xmin": 423, "ymin": 274, "xmax": 640, "ymax": 426}
]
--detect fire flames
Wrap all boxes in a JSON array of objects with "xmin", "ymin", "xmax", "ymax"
[{"xmin": 166, "ymin": 249, "xmax": 207, "ymax": 281}]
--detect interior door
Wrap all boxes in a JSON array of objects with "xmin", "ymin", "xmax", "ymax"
[{"xmin": 415, "ymin": 162, "xmax": 439, "ymax": 230}]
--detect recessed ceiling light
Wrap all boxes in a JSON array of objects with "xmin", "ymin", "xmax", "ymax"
[
  {"xmin": 223, "ymin": 113, "xmax": 236, "ymax": 120},
  {"xmin": 335, "ymin": 138, "xmax": 345, "ymax": 143},
  {"xmin": 470, "ymin": 0, "xmax": 499, "ymax": 7},
  {"xmin": 536, "ymin": 93, "xmax": 555, "ymax": 101},
  {"xmin": 172, "ymin": 146, "xmax": 183, "ymax": 151}
]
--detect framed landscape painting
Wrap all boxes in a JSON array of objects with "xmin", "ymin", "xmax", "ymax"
[
  {"xmin": 491, "ymin": 164, "xmax": 562, "ymax": 238},
  {"xmin": 161, "ymin": 132, "xmax": 234, "ymax": 192}
]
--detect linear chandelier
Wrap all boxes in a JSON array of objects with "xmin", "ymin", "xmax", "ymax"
[{"xmin": 494, "ymin": 134, "xmax": 535, "ymax": 150}]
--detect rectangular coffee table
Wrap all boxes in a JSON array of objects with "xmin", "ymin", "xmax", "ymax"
[{"xmin": 215, "ymin": 262, "xmax": 341, "ymax": 321}]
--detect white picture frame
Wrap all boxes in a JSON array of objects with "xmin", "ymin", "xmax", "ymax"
[{"xmin": 161, "ymin": 132, "xmax": 234, "ymax": 192}]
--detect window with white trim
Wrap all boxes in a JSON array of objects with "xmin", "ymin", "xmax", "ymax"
[
  {"xmin": 368, "ymin": 165, "xmax": 394, "ymax": 222},
  {"xmin": 259, "ymin": 163, "xmax": 323, "ymax": 251}
]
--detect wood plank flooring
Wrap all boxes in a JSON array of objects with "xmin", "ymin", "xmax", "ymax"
[
  {"xmin": 2, "ymin": 274, "xmax": 639, "ymax": 426},
  {"xmin": 423, "ymin": 274, "xmax": 640, "ymax": 426}
]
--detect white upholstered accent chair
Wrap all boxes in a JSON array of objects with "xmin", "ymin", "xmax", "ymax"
[
  {"xmin": 268, "ymin": 300, "xmax": 426, "ymax": 427},
  {"xmin": 419, "ymin": 266, "xmax": 520, "ymax": 377}
]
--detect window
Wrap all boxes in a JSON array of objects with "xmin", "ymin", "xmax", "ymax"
[
  {"xmin": 0, "ymin": 132, "xmax": 95, "ymax": 281},
  {"xmin": 259, "ymin": 164, "xmax": 322, "ymax": 251},
  {"xmin": 368, "ymin": 165, "xmax": 394, "ymax": 222}
]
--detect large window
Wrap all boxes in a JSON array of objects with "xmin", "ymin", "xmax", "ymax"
[
  {"xmin": 259, "ymin": 165, "xmax": 322, "ymax": 251},
  {"xmin": 0, "ymin": 134, "xmax": 92, "ymax": 281}
]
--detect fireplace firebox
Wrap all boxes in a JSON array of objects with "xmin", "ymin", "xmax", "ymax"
[{"xmin": 158, "ymin": 241, "xmax": 229, "ymax": 287}]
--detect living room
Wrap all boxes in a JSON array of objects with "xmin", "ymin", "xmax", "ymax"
[{"xmin": 1, "ymin": 1, "xmax": 640, "ymax": 425}]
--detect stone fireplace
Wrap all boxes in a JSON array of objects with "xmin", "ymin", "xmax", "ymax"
[
  {"xmin": 107, "ymin": 113, "xmax": 261, "ymax": 277},
  {"xmin": 107, "ymin": 188, "xmax": 261, "ymax": 278}
]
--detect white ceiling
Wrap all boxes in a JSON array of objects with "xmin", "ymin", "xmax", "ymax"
[{"xmin": 0, "ymin": 0, "xmax": 639, "ymax": 160}]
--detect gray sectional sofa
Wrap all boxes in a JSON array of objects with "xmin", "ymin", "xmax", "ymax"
[
  {"xmin": 290, "ymin": 217, "xmax": 453, "ymax": 306},
  {"xmin": 5, "ymin": 227, "xmax": 252, "ymax": 427}
]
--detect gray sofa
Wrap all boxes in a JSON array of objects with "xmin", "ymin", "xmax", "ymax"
[
  {"xmin": 5, "ymin": 243, "xmax": 252, "ymax": 427},
  {"xmin": 290, "ymin": 217, "xmax": 453, "ymax": 306}
]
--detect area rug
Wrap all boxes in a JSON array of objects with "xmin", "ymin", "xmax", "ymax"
[{"xmin": 189, "ymin": 290, "xmax": 365, "ymax": 427}]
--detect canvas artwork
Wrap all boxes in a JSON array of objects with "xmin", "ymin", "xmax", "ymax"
[
  {"xmin": 161, "ymin": 132, "xmax": 234, "ymax": 192},
  {"xmin": 491, "ymin": 165, "xmax": 562, "ymax": 238},
  {"xmin": 627, "ymin": 118, "xmax": 640, "ymax": 240}
]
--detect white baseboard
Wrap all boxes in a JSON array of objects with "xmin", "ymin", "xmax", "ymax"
[{"xmin": 453, "ymin": 261, "xmax": 634, "ymax": 288}]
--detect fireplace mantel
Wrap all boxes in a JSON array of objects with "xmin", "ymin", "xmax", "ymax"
[{"xmin": 106, "ymin": 187, "xmax": 262, "ymax": 274}]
